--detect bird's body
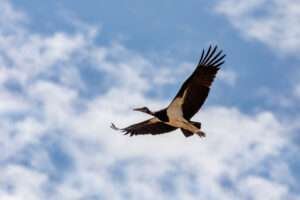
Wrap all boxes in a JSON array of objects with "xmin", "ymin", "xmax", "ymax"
[{"xmin": 111, "ymin": 45, "xmax": 225, "ymax": 138}]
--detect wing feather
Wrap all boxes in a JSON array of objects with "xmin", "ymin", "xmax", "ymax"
[
  {"xmin": 111, "ymin": 118, "xmax": 177, "ymax": 136},
  {"xmin": 201, "ymin": 46, "xmax": 217, "ymax": 65},
  {"xmin": 170, "ymin": 45, "xmax": 225, "ymax": 119}
]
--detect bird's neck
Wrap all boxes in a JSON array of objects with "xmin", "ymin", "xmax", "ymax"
[
  {"xmin": 147, "ymin": 110, "xmax": 156, "ymax": 117},
  {"xmin": 139, "ymin": 109, "xmax": 154, "ymax": 116},
  {"xmin": 147, "ymin": 110, "xmax": 156, "ymax": 116},
  {"xmin": 153, "ymin": 109, "xmax": 169, "ymax": 122}
]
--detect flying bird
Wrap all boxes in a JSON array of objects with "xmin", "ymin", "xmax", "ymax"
[{"xmin": 111, "ymin": 45, "xmax": 225, "ymax": 137}]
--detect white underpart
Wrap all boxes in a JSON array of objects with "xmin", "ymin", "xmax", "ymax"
[
  {"xmin": 167, "ymin": 87, "xmax": 189, "ymax": 119},
  {"xmin": 167, "ymin": 97, "xmax": 184, "ymax": 119},
  {"xmin": 166, "ymin": 88, "xmax": 199, "ymax": 133}
]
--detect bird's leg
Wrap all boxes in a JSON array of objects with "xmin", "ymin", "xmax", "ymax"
[
  {"xmin": 190, "ymin": 121, "xmax": 201, "ymax": 129},
  {"xmin": 170, "ymin": 119, "xmax": 202, "ymax": 137},
  {"xmin": 182, "ymin": 120, "xmax": 206, "ymax": 137},
  {"xmin": 195, "ymin": 130, "xmax": 206, "ymax": 137},
  {"xmin": 184, "ymin": 121, "xmax": 204, "ymax": 137}
]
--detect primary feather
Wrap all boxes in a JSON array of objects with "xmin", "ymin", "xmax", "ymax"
[{"xmin": 170, "ymin": 45, "xmax": 225, "ymax": 119}]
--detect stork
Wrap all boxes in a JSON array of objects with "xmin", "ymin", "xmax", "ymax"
[{"xmin": 111, "ymin": 45, "xmax": 225, "ymax": 137}]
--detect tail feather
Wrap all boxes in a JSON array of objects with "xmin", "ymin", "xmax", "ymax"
[{"xmin": 181, "ymin": 129, "xmax": 193, "ymax": 137}]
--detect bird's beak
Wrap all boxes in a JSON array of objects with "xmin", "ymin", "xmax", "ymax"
[{"xmin": 133, "ymin": 107, "xmax": 144, "ymax": 111}]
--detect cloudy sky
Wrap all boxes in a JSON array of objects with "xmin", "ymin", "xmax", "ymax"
[{"xmin": 1, "ymin": 0, "xmax": 300, "ymax": 199}]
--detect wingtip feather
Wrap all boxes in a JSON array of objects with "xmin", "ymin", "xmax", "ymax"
[
  {"xmin": 198, "ymin": 49, "xmax": 205, "ymax": 64},
  {"xmin": 201, "ymin": 45, "xmax": 212, "ymax": 65},
  {"xmin": 210, "ymin": 54, "xmax": 226, "ymax": 67},
  {"xmin": 199, "ymin": 45, "xmax": 226, "ymax": 67},
  {"xmin": 111, "ymin": 123, "xmax": 121, "ymax": 131},
  {"xmin": 202, "ymin": 45, "xmax": 218, "ymax": 65}
]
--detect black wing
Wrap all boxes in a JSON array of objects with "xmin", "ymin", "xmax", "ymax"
[
  {"xmin": 170, "ymin": 45, "xmax": 225, "ymax": 119},
  {"xmin": 111, "ymin": 118, "xmax": 177, "ymax": 136}
]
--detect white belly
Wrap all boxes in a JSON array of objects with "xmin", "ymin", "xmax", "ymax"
[{"xmin": 167, "ymin": 97, "xmax": 183, "ymax": 120}]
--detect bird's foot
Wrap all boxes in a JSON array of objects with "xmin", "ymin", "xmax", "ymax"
[{"xmin": 195, "ymin": 130, "xmax": 206, "ymax": 137}]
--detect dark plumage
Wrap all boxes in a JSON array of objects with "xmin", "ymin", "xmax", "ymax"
[
  {"xmin": 175, "ymin": 45, "xmax": 225, "ymax": 119},
  {"xmin": 111, "ymin": 45, "xmax": 225, "ymax": 137},
  {"xmin": 111, "ymin": 118, "xmax": 176, "ymax": 136}
]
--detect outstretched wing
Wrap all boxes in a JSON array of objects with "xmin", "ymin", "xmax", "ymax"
[
  {"xmin": 111, "ymin": 118, "xmax": 177, "ymax": 136},
  {"xmin": 170, "ymin": 45, "xmax": 225, "ymax": 120}
]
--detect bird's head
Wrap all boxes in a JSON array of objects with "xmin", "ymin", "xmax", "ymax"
[{"xmin": 133, "ymin": 107, "xmax": 153, "ymax": 115}]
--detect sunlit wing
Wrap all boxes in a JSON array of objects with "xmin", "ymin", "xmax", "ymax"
[{"xmin": 169, "ymin": 45, "xmax": 225, "ymax": 119}]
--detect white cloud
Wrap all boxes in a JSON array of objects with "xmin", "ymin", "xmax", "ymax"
[
  {"xmin": 0, "ymin": 89, "xmax": 29, "ymax": 113},
  {"xmin": 28, "ymin": 80, "xmax": 78, "ymax": 124},
  {"xmin": 0, "ymin": 165, "xmax": 48, "ymax": 200},
  {"xmin": 0, "ymin": 1, "xmax": 299, "ymax": 200},
  {"xmin": 238, "ymin": 176, "xmax": 289, "ymax": 200},
  {"xmin": 293, "ymin": 83, "xmax": 300, "ymax": 99},
  {"xmin": 218, "ymin": 69, "xmax": 237, "ymax": 86},
  {"xmin": 0, "ymin": 0, "xmax": 27, "ymax": 32},
  {"xmin": 216, "ymin": 0, "xmax": 300, "ymax": 55}
]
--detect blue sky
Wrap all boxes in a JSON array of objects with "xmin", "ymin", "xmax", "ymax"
[{"xmin": 1, "ymin": 0, "xmax": 300, "ymax": 199}]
